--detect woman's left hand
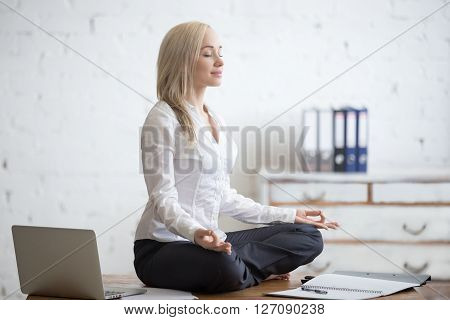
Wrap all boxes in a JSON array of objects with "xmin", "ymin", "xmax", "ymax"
[{"xmin": 294, "ymin": 209, "xmax": 339, "ymax": 230}]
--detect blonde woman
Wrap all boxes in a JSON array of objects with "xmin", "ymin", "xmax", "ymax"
[{"xmin": 134, "ymin": 21, "xmax": 339, "ymax": 293}]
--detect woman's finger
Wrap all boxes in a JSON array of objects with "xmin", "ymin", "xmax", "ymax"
[
  {"xmin": 327, "ymin": 221, "xmax": 340, "ymax": 227},
  {"xmin": 215, "ymin": 242, "xmax": 232, "ymax": 251},
  {"xmin": 317, "ymin": 211, "xmax": 326, "ymax": 223},
  {"xmin": 304, "ymin": 220, "xmax": 329, "ymax": 230},
  {"xmin": 224, "ymin": 242, "xmax": 232, "ymax": 255},
  {"xmin": 303, "ymin": 216, "xmax": 325, "ymax": 225},
  {"xmin": 198, "ymin": 230, "xmax": 216, "ymax": 247},
  {"xmin": 317, "ymin": 223, "xmax": 329, "ymax": 230},
  {"xmin": 325, "ymin": 221, "xmax": 339, "ymax": 228},
  {"xmin": 203, "ymin": 230, "xmax": 215, "ymax": 242},
  {"xmin": 214, "ymin": 242, "xmax": 232, "ymax": 254},
  {"xmin": 223, "ymin": 243, "xmax": 232, "ymax": 255},
  {"xmin": 325, "ymin": 223, "xmax": 337, "ymax": 230},
  {"xmin": 306, "ymin": 210, "xmax": 326, "ymax": 223},
  {"xmin": 210, "ymin": 230, "xmax": 222, "ymax": 246},
  {"xmin": 305, "ymin": 210, "xmax": 321, "ymax": 216},
  {"xmin": 297, "ymin": 215, "xmax": 340, "ymax": 230},
  {"xmin": 203, "ymin": 229, "xmax": 214, "ymax": 238}
]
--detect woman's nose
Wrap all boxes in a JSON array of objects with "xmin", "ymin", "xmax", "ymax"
[{"xmin": 215, "ymin": 57, "xmax": 224, "ymax": 67}]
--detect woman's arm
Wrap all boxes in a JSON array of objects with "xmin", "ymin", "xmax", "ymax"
[
  {"xmin": 141, "ymin": 106, "xmax": 205, "ymax": 243},
  {"xmin": 219, "ymin": 175, "xmax": 297, "ymax": 224},
  {"xmin": 216, "ymin": 111, "xmax": 339, "ymax": 230},
  {"xmin": 219, "ymin": 175, "xmax": 339, "ymax": 229}
]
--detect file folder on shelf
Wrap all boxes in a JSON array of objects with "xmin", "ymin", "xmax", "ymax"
[
  {"xmin": 332, "ymin": 109, "xmax": 346, "ymax": 172},
  {"xmin": 318, "ymin": 109, "xmax": 333, "ymax": 172},
  {"xmin": 302, "ymin": 108, "xmax": 319, "ymax": 172},
  {"xmin": 344, "ymin": 107, "xmax": 358, "ymax": 172},
  {"xmin": 304, "ymin": 106, "xmax": 367, "ymax": 173},
  {"xmin": 356, "ymin": 108, "xmax": 368, "ymax": 172}
]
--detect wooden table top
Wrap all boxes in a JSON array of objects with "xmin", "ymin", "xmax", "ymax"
[{"xmin": 28, "ymin": 273, "xmax": 449, "ymax": 300}]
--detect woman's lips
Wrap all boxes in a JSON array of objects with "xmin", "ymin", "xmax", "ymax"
[{"xmin": 211, "ymin": 72, "xmax": 222, "ymax": 77}]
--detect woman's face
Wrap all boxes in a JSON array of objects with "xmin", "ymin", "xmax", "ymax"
[{"xmin": 194, "ymin": 27, "xmax": 224, "ymax": 88}]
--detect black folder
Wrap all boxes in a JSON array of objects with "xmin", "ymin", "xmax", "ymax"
[{"xmin": 333, "ymin": 270, "xmax": 431, "ymax": 286}]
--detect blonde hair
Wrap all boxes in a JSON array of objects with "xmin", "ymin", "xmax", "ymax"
[{"xmin": 156, "ymin": 21, "xmax": 210, "ymax": 145}]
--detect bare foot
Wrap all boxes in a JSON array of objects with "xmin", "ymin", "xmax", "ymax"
[{"xmin": 263, "ymin": 273, "xmax": 291, "ymax": 281}]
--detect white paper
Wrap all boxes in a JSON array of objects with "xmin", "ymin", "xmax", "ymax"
[
  {"xmin": 266, "ymin": 274, "xmax": 418, "ymax": 300},
  {"xmin": 121, "ymin": 287, "xmax": 198, "ymax": 300}
]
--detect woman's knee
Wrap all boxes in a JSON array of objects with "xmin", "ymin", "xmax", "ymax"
[
  {"xmin": 289, "ymin": 224, "xmax": 324, "ymax": 261},
  {"xmin": 306, "ymin": 225, "xmax": 324, "ymax": 252},
  {"xmin": 208, "ymin": 252, "xmax": 254, "ymax": 293},
  {"xmin": 309, "ymin": 230, "xmax": 324, "ymax": 260}
]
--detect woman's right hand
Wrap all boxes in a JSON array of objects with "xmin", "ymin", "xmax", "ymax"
[{"xmin": 194, "ymin": 229, "xmax": 232, "ymax": 255}]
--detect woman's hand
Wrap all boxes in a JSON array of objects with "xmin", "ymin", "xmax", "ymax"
[
  {"xmin": 194, "ymin": 229, "xmax": 232, "ymax": 255},
  {"xmin": 294, "ymin": 209, "xmax": 339, "ymax": 230}
]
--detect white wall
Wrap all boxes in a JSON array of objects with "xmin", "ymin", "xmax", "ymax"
[{"xmin": 1, "ymin": 0, "xmax": 449, "ymax": 298}]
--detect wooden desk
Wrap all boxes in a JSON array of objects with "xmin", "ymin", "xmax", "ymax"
[{"xmin": 28, "ymin": 273, "xmax": 449, "ymax": 300}]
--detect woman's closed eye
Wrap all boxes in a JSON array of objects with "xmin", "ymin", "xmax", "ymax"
[{"xmin": 203, "ymin": 48, "xmax": 223, "ymax": 58}]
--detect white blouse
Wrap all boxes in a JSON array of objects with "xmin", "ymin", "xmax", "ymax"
[{"xmin": 135, "ymin": 100, "xmax": 297, "ymax": 243}]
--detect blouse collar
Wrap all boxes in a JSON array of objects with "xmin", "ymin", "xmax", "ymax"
[{"xmin": 186, "ymin": 102, "xmax": 219, "ymax": 124}]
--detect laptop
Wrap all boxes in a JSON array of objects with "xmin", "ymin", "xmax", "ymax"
[{"xmin": 12, "ymin": 225, "xmax": 147, "ymax": 299}]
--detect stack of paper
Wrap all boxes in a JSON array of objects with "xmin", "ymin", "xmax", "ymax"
[{"xmin": 265, "ymin": 273, "xmax": 422, "ymax": 300}]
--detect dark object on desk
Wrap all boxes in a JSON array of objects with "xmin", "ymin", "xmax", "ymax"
[
  {"xmin": 301, "ymin": 275, "xmax": 315, "ymax": 284},
  {"xmin": 301, "ymin": 287, "xmax": 327, "ymax": 295},
  {"xmin": 333, "ymin": 270, "xmax": 431, "ymax": 286}
]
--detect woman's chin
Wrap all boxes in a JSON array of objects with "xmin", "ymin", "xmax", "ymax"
[{"xmin": 208, "ymin": 81, "xmax": 222, "ymax": 87}]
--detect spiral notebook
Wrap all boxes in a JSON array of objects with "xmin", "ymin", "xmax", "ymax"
[{"xmin": 265, "ymin": 273, "xmax": 421, "ymax": 300}]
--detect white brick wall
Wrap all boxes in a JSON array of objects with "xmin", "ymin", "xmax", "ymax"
[{"xmin": 1, "ymin": 0, "xmax": 449, "ymax": 298}]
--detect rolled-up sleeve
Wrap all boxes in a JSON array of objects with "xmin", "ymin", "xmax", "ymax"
[
  {"xmin": 141, "ymin": 109, "xmax": 205, "ymax": 243},
  {"xmin": 219, "ymin": 175, "xmax": 297, "ymax": 225}
]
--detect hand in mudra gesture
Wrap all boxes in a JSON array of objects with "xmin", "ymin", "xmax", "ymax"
[
  {"xmin": 295, "ymin": 209, "xmax": 339, "ymax": 230},
  {"xmin": 194, "ymin": 229, "xmax": 232, "ymax": 255}
]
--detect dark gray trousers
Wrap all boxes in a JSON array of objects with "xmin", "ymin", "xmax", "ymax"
[{"xmin": 134, "ymin": 223, "xmax": 324, "ymax": 293}]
